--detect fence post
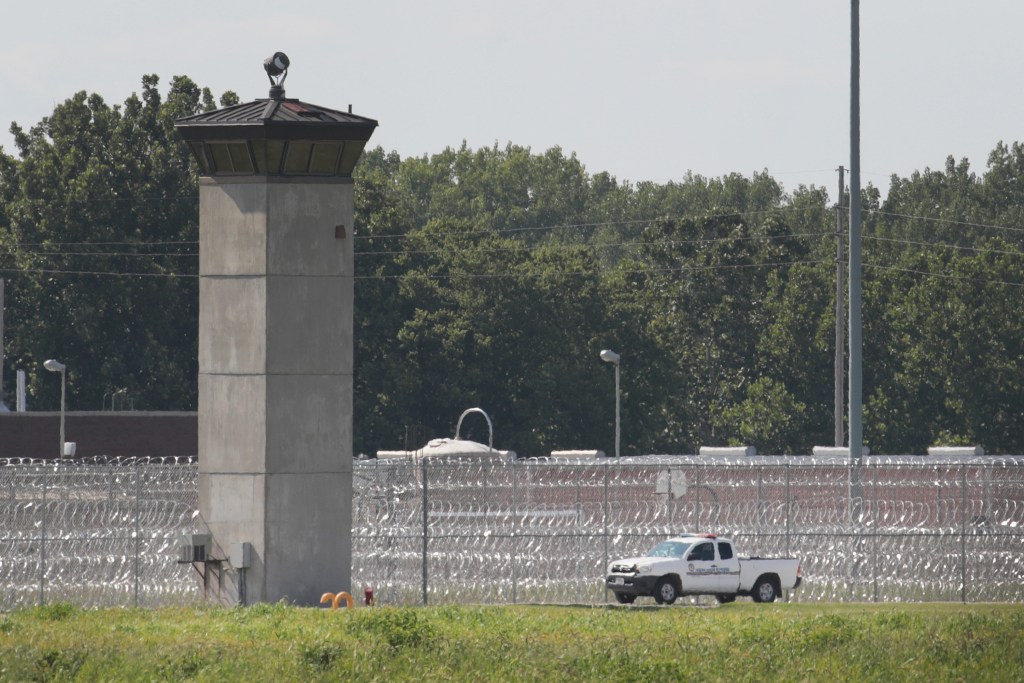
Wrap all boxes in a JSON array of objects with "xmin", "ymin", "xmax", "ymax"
[
  {"xmin": 421, "ymin": 458, "xmax": 429, "ymax": 607},
  {"xmin": 785, "ymin": 463, "xmax": 791, "ymax": 558},
  {"xmin": 872, "ymin": 461, "xmax": 878, "ymax": 603},
  {"xmin": 668, "ymin": 467, "xmax": 676, "ymax": 532},
  {"xmin": 756, "ymin": 466, "xmax": 765, "ymax": 527},
  {"xmin": 511, "ymin": 458, "xmax": 518, "ymax": 605},
  {"xmin": 134, "ymin": 465, "xmax": 142, "ymax": 607},
  {"xmin": 848, "ymin": 459, "xmax": 859, "ymax": 601},
  {"xmin": 40, "ymin": 469, "xmax": 47, "ymax": 607},
  {"xmin": 602, "ymin": 458, "xmax": 609, "ymax": 602},
  {"xmin": 574, "ymin": 463, "xmax": 582, "ymax": 603},
  {"xmin": 960, "ymin": 464, "xmax": 968, "ymax": 603},
  {"xmin": 574, "ymin": 464, "xmax": 582, "ymax": 523},
  {"xmin": 695, "ymin": 466, "xmax": 702, "ymax": 533}
]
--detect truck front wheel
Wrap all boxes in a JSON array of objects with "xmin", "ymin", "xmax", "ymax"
[
  {"xmin": 653, "ymin": 578, "xmax": 678, "ymax": 605},
  {"xmin": 613, "ymin": 592, "xmax": 636, "ymax": 604},
  {"xmin": 752, "ymin": 577, "xmax": 778, "ymax": 603}
]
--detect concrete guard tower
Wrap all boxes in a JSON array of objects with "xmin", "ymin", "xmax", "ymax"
[{"xmin": 175, "ymin": 53, "xmax": 376, "ymax": 605}]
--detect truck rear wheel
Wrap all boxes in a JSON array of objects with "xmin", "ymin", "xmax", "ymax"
[
  {"xmin": 752, "ymin": 577, "xmax": 778, "ymax": 603},
  {"xmin": 653, "ymin": 578, "xmax": 678, "ymax": 605},
  {"xmin": 613, "ymin": 592, "xmax": 636, "ymax": 604}
]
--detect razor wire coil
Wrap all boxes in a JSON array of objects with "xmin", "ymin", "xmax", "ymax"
[{"xmin": 2, "ymin": 455, "xmax": 1024, "ymax": 608}]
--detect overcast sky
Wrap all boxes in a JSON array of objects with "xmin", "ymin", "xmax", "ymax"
[{"xmin": 2, "ymin": 1, "xmax": 1022, "ymax": 201}]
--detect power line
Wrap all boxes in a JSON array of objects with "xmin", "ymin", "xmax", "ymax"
[
  {"xmin": 0, "ymin": 267, "xmax": 196, "ymax": 279},
  {"xmin": 3, "ymin": 250, "xmax": 197, "ymax": 258},
  {"xmin": 7, "ymin": 228, "xmax": 1021, "ymax": 271},
  {"xmin": 354, "ymin": 259, "xmax": 829, "ymax": 281},
  {"xmin": 355, "ymin": 231, "xmax": 832, "ymax": 258},
  {"xmin": 0, "ymin": 232, "xmax": 824, "ymax": 263},
  {"xmin": 864, "ymin": 235, "xmax": 1024, "ymax": 258},
  {"xmin": 4, "ymin": 207, "xmax": 1022, "ymax": 267},
  {"xmin": 863, "ymin": 263, "xmax": 1024, "ymax": 289},
  {"xmin": 351, "ymin": 205, "xmax": 827, "ymax": 241},
  {"xmin": 5, "ymin": 206, "xmax": 1019, "ymax": 251},
  {"xmin": 0, "ymin": 258, "xmax": 827, "ymax": 281},
  {"xmin": 4, "ymin": 237, "xmax": 1020, "ymax": 286},
  {"xmin": 865, "ymin": 209, "xmax": 1024, "ymax": 235},
  {"xmin": 3, "ymin": 203, "xmax": 817, "ymax": 243},
  {"xmin": 7, "ymin": 194, "xmax": 200, "ymax": 207},
  {"xmin": 3, "ymin": 240, "xmax": 198, "ymax": 247}
]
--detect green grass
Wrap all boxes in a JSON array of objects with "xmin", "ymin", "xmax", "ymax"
[{"xmin": 1, "ymin": 602, "xmax": 1022, "ymax": 681}]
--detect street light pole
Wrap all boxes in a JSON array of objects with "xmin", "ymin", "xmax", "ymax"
[
  {"xmin": 43, "ymin": 359, "xmax": 66, "ymax": 458},
  {"xmin": 600, "ymin": 349, "xmax": 621, "ymax": 458}
]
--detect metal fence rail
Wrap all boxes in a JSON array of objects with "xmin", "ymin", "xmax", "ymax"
[{"xmin": 2, "ymin": 455, "xmax": 1023, "ymax": 609}]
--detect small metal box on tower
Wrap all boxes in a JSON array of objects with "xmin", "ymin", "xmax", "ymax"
[
  {"xmin": 230, "ymin": 541, "xmax": 252, "ymax": 569},
  {"xmin": 178, "ymin": 533, "xmax": 212, "ymax": 563}
]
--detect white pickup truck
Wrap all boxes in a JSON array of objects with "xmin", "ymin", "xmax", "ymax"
[{"xmin": 605, "ymin": 533, "xmax": 802, "ymax": 605}]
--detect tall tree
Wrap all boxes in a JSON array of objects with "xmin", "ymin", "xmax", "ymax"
[{"xmin": 0, "ymin": 75, "xmax": 235, "ymax": 411}]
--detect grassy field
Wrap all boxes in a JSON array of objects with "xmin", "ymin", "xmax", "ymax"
[{"xmin": 1, "ymin": 601, "xmax": 1022, "ymax": 681}]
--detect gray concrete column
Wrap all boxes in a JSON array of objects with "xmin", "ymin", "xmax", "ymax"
[{"xmin": 197, "ymin": 176, "xmax": 355, "ymax": 605}]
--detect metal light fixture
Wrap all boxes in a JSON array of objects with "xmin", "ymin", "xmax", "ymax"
[
  {"xmin": 600, "ymin": 350, "xmax": 621, "ymax": 458},
  {"xmin": 264, "ymin": 52, "xmax": 290, "ymax": 99},
  {"xmin": 43, "ymin": 359, "xmax": 66, "ymax": 459}
]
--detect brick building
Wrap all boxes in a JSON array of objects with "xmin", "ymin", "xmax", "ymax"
[{"xmin": 0, "ymin": 412, "xmax": 197, "ymax": 460}]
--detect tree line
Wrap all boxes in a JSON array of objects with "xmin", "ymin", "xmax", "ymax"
[{"xmin": 2, "ymin": 76, "xmax": 1023, "ymax": 455}]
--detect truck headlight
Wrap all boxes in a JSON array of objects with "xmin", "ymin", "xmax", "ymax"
[{"xmin": 635, "ymin": 564, "xmax": 651, "ymax": 574}]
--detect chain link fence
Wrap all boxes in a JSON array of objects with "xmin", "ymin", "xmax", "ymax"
[
  {"xmin": 0, "ymin": 457, "xmax": 200, "ymax": 611},
  {"xmin": 2, "ymin": 455, "xmax": 1023, "ymax": 609},
  {"xmin": 352, "ymin": 455, "xmax": 1024, "ymax": 605}
]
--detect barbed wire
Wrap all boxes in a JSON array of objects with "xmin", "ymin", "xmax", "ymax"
[{"xmin": 2, "ymin": 457, "xmax": 1022, "ymax": 609}]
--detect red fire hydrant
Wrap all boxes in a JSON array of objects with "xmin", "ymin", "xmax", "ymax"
[{"xmin": 364, "ymin": 586, "xmax": 374, "ymax": 606}]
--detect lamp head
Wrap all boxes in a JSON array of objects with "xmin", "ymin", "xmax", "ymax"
[
  {"xmin": 264, "ymin": 52, "xmax": 290, "ymax": 98},
  {"xmin": 264, "ymin": 51, "xmax": 290, "ymax": 78},
  {"xmin": 43, "ymin": 359, "xmax": 65, "ymax": 373},
  {"xmin": 599, "ymin": 349, "xmax": 620, "ymax": 366}
]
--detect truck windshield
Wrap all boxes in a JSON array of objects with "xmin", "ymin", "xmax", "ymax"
[{"xmin": 646, "ymin": 541, "xmax": 690, "ymax": 558}]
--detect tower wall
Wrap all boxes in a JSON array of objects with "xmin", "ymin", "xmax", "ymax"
[{"xmin": 197, "ymin": 176, "xmax": 354, "ymax": 605}]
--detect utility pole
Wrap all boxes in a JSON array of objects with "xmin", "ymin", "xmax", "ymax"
[
  {"xmin": 848, "ymin": 1, "xmax": 865, "ymax": 540},
  {"xmin": 834, "ymin": 168, "xmax": 846, "ymax": 447},
  {"xmin": 848, "ymin": 0, "xmax": 863, "ymax": 459}
]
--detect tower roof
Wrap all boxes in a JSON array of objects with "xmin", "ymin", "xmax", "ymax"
[
  {"xmin": 175, "ymin": 98, "xmax": 378, "ymax": 143},
  {"xmin": 174, "ymin": 97, "xmax": 377, "ymax": 178},
  {"xmin": 173, "ymin": 52, "xmax": 378, "ymax": 178}
]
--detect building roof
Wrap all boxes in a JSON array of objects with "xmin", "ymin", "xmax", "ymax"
[{"xmin": 175, "ymin": 98, "xmax": 378, "ymax": 142}]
